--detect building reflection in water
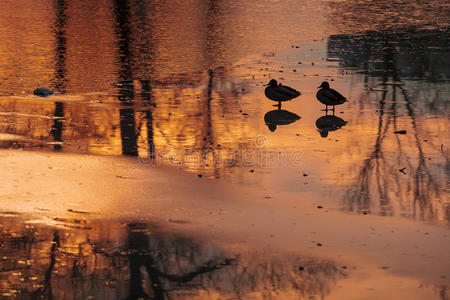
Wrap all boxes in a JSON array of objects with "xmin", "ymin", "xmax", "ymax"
[{"xmin": 0, "ymin": 216, "xmax": 345, "ymax": 299}]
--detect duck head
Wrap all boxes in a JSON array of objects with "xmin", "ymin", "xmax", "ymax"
[
  {"xmin": 267, "ymin": 123, "xmax": 277, "ymax": 132},
  {"xmin": 318, "ymin": 130, "xmax": 329, "ymax": 138},
  {"xmin": 267, "ymin": 79, "xmax": 278, "ymax": 88},
  {"xmin": 318, "ymin": 81, "xmax": 330, "ymax": 89}
]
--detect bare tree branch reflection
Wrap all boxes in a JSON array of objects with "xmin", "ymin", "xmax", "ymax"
[
  {"xmin": 0, "ymin": 217, "xmax": 345, "ymax": 299},
  {"xmin": 33, "ymin": 231, "xmax": 60, "ymax": 300},
  {"xmin": 328, "ymin": 29, "xmax": 448, "ymax": 223}
]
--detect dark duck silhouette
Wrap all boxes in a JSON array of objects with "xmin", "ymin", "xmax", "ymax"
[
  {"xmin": 264, "ymin": 109, "xmax": 301, "ymax": 132},
  {"xmin": 315, "ymin": 114, "xmax": 347, "ymax": 138},
  {"xmin": 265, "ymin": 79, "xmax": 301, "ymax": 108},
  {"xmin": 316, "ymin": 81, "xmax": 347, "ymax": 112},
  {"xmin": 33, "ymin": 88, "xmax": 54, "ymax": 97}
]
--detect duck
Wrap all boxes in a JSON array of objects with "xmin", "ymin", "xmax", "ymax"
[
  {"xmin": 33, "ymin": 88, "xmax": 54, "ymax": 97},
  {"xmin": 265, "ymin": 79, "xmax": 301, "ymax": 108},
  {"xmin": 264, "ymin": 109, "xmax": 301, "ymax": 132},
  {"xmin": 316, "ymin": 81, "xmax": 347, "ymax": 112},
  {"xmin": 315, "ymin": 114, "xmax": 347, "ymax": 138}
]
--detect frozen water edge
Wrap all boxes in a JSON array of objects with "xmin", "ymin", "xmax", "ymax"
[{"xmin": 0, "ymin": 149, "xmax": 448, "ymax": 299}]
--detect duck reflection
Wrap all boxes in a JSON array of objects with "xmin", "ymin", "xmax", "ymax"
[
  {"xmin": 315, "ymin": 114, "xmax": 347, "ymax": 138},
  {"xmin": 264, "ymin": 108, "xmax": 301, "ymax": 132}
]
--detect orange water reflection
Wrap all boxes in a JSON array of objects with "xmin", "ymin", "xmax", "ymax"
[
  {"xmin": 0, "ymin": 215, "xmax": 345, "ymax": 299},
  {"xmin": 0, "ymin": 1, "xmax": 448, "ymax": 223},
  {"xmin": 0, "ymin": 0, "xmax": 449, "ymax": 298}
]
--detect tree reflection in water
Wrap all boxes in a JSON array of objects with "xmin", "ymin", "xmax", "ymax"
[
  {"xmin": 327, "ymin": 28, "xmax": 449, "ymax": 223},
  {"xmin": 0, "ymin": 216, "xmax": 344, "ymax": 299},
  {"xmin": 49, "ymin": 0, "xmax": 68, "ymax": 152},
  {"xmin": 124, "ymin": 223, "xmax": 233, "ymax": 299},
  {"xmin": 114, "ymin": 0, "xmax": 138, "ymax": 156}
]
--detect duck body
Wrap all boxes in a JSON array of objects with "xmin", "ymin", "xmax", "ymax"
[
  {"xmin": 34, "ymin": 88, "xmax": 54, "ymax": 97},
  {"xmin": 316, "ymin": 82, "xmax": 347, "ymax": 107},
  {"xmin": 265, "ymin": 79, "xmax": 301, "ymax": 103}
]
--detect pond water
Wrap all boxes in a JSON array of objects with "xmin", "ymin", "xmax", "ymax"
[
  {"xmin": 0, "ymin": 0, "xmax": 449, "ymax": 299},
  {"xmin": 0, "ymin": 215, "xmax": 347, "ymax": 299}
]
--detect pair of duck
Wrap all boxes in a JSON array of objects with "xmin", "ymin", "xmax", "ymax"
[{"xmin": 264, "ymin": 79, "xmax": 347, "ymax": 111}]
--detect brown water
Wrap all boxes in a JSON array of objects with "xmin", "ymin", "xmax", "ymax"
[
  {"xmin": 0, "ymin": 0, "xmax": 449, "ymax": 299},
  {"xmin": 0, "ymin": 215, "xmax": 348, "ymax": 299}
]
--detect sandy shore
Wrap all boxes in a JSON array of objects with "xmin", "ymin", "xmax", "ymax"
[{"xmin": 1, "ymin": 149, "xmax": 449, "ymax": 299}]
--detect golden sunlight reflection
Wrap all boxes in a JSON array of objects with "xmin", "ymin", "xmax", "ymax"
[{"xmin": 0, "ymin": 0, "xmax": 449, "ymax": 298}]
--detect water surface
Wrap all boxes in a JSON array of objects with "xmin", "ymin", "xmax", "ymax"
[{"xmin": 0, "ymin": 0, "xmax": 449, "ymax": 298}]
